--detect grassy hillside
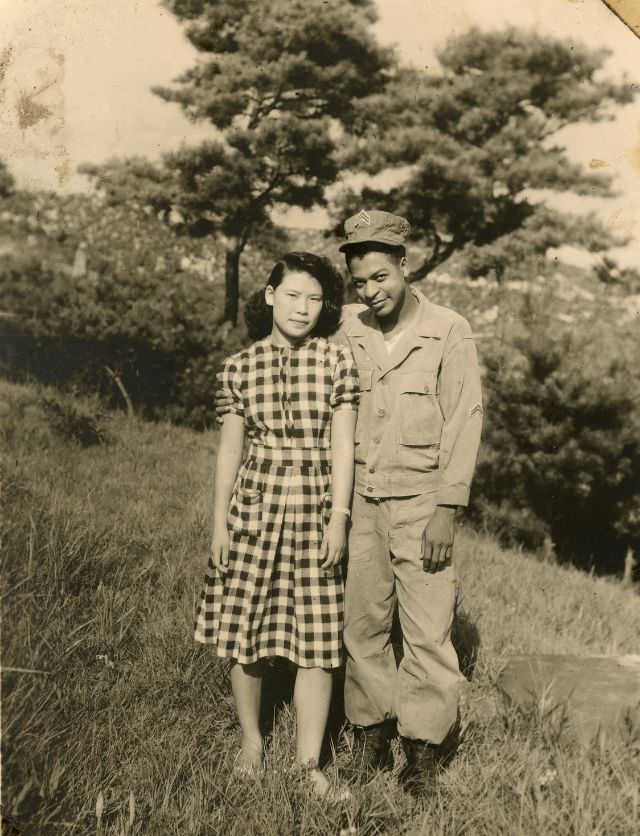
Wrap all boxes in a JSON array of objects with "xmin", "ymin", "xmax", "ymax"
[{"xmin": 1, "ymin": 380, "xmax": 639, "ymax": 835}]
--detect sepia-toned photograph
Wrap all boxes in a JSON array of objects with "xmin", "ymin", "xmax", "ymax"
[{"xmin": 1, "ymin": 1, "xmax": 639, "ymax": 833}]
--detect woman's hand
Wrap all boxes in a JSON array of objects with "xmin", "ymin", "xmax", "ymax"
[
  {"xmin": 210, "ymin": 525, "xmax": 230, "ymax": 575},
  {"xmin": 319, "ymin": 514, "xmax": 348, "ymax": 570}
]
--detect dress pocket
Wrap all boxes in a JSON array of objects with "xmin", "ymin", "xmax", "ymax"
[{"xmin": 228, "ymin": 486, "xmax": 262, "ymax": 538}]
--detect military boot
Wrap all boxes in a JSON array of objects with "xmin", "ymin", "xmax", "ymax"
[
  {"xmin": 399, "ymin": 738, "xmax": 440, "ymax": 795},
  {"xmin": 351, "ymin": 721, "xmax": 395, "ymax": 776}
]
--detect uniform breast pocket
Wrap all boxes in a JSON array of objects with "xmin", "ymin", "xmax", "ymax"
[
  {"xmin": 397, "ymin": 370, "xmax": 442, "ymax": 469},
  {"xmin": 228, "ymin": 486, "xmax": 262, "ymax": 538}
]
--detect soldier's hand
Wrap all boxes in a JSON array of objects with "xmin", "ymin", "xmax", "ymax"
[
  {"xmin": 421, "ymin": 506, "xmax": 456, "ymax": 573},
  {"xmin": 215, "ymin": 392, "xmax": 234, "ymax": 425}
]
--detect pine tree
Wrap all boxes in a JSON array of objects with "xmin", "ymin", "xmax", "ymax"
[
  {"xmin": 85, "ymin": 0, "xmax": 392, "ymax": 324},
  {"xmin": 337, "ymin": 28, "xmax": 635, "ymax": 282}
]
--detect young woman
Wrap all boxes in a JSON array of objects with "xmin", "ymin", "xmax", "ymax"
[{"xmin": 194, "ymin": 252, "xmax": 358, "ymax": 796}]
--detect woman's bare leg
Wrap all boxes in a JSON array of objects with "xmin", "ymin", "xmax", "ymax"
[
  {"xmin": 230, "ymin": 660, "xmax": 264, "ymax": 772},
  {"xmin": 294, "ymin": 666, "xmax": 333, "ymax": 794}
]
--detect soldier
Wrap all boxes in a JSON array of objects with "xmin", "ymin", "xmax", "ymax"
[{"xmin": 335, "ymin": 209, "xmax": 483, "ymax": 793}]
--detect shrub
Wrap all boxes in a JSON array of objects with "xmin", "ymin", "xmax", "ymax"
[
  {"xmin": 39, "ymin": 395, "xmax": 109, "ymax": 447},
  {"xmin": 0, "ymin": 255, "xmax": 237, "ymax": 428},
  {"xmin": 472, "ymin": 312, "xmax": 640, "ymax": 573},
  {"xmin": 0, "ymin": 385, "xmax": 109, "ymax": 451},
  {"xmin": 0, "ymin": 186, "xmax": 278, "ymax": 428}
]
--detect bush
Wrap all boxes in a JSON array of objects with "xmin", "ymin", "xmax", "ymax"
[
  {"xmin": 0, "ymin": 385, "xmax": 109, "ymax": 452},
  {"xmin": 40, "ymin": 395, "xmax": 109, "ymax": 447},
  {"xmin": 0, "ymin": 255, "xmax": 247, "ymax": 428},
  {"xmin": 471, "ymin": 312, "xmax": 640, "ymax": 573},
  {"xmin": 0, "ymin": 186, "xmax": 277, "ymax": 429}
]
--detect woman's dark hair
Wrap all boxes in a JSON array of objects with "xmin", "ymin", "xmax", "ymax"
[{"xmin": 244, "ymin": 251, "xmax": 344, "ymax": 341}]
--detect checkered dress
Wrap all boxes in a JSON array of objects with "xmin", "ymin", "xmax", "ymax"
[{"xmin": 194, "ymin": 337, "xmax": 359, "ymax": 668}]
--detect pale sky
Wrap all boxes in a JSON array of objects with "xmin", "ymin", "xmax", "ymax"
[{"xmin": 1, "ymin": 0, "xmax": 639, "ymax": 265}]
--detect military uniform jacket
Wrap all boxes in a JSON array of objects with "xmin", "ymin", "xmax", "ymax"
[{"xmin": 333, "ymin": 289, "xmax": 483, "ymax": 504}]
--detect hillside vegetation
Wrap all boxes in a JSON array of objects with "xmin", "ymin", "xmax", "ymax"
[{"xmin": 2, "ymin": 380, "xmax": 639, "ymax": 835}]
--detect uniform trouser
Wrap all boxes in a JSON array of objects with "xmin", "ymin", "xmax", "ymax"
[{"xmin": 344, "ymin": 491, "xmax": 464, "ymax": 744}]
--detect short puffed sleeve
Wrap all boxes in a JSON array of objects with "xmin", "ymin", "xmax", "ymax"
[
  {"xmin": 216, "ymin": 356, "xmax": 244, "ymax": 420},
  {"xmin": 329, "ymin": 345, "xmax": 360, "ymax": 411}
]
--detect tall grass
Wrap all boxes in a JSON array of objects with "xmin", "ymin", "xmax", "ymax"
[{"xmin": 2, "ymin": 380, "xmax": 639, "ymax": 835}]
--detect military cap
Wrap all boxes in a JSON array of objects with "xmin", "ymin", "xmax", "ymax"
[{"xmin": 339, "ymin": 209, "xmax": 410, "ymax": 252}]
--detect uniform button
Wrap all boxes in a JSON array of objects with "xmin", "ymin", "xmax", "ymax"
[
  {"xmin": 381, "ymin": 378, "xmax": 388, "ymax": 385},
  {"xmin": 424, "ymin": 385, "xmax": 430, "ymax": 393},
  {"xmin": 369, "ymin": 467, "xmax": 375, "ymax": 473},
  {"xmin": 367, "ymin": 486, "xmax": 374, "ymax": 493},
  {"xmin": 377, "ymin": 408, "xmax": 385, "ymax": 416},
  {"xmin": 373, "ymin": 436, "xmax": 381, "ymax": 444}
]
